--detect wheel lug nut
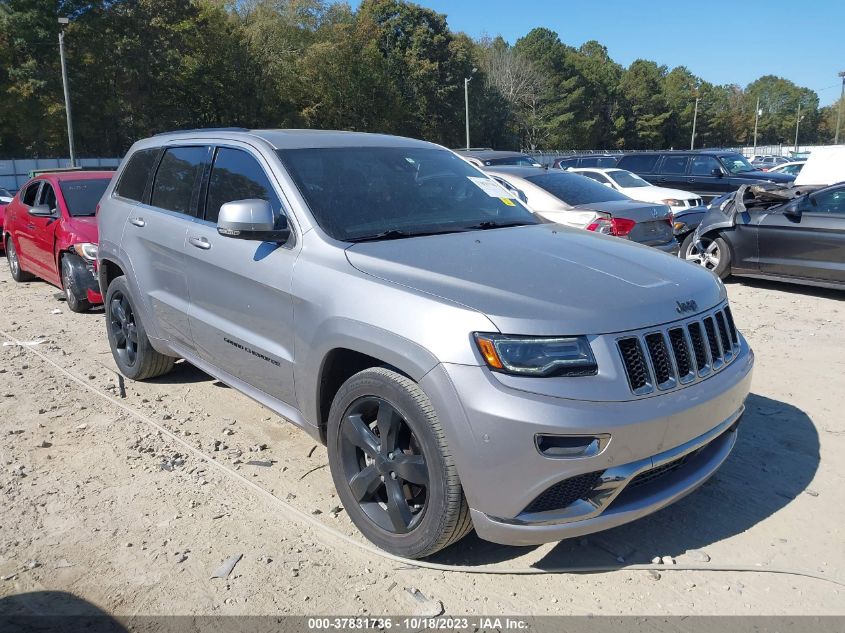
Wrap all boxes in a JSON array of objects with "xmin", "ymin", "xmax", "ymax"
[
  {"xmin": 390, "ymin": 472, "xmax": 397, "ymax": 480},
  {"xmin": 388, "ymin": 452, "xmax": 394, "ymax": 459},
  {"xmin": 380, "ymin": 475, "xmax": 385, "ymax": 482}
]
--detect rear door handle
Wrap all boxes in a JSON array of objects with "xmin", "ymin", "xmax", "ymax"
[
  {"xmin": 129, "ymin": 217, "xmax": 145, "ymax": 227},
  {"xmin": 27, "ymin": 223, "xmax": 35, "ymax": 230},
  {"xmin": 188, "ymin": 236, "xmax": 211, "ymax": 250}
]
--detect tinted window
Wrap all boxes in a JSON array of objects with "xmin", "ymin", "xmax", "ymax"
[
  {"xmin": 485, "ymin": 155, "xmax": 541, "ymax": 167},
  {"xmin": 556, "ymin": 158, "xmax": 577, "ymax": 169},
  {"xmin": 809, "ymin": 187, "xmax": 845, "ymax": 215},
  {"xmin": 151, "ymin": 146, "xmax": 208, "ymax": 215},
  {"xmin": 525, "ymin": 172, "xmax": 631, "ymax": 205},
  {"xmin": 661, "ymin": 155, "xmax": 690, "ymax": 175},
  {"xmin": 579, "ymin": 157, "xmax": 618, "ymax": 168},
  {"xmin": 60, "ymin": 178, "xmax": 111, "ymax": 217},
  {"xmin": 115, "ymin": 149, "xmax": 159, "ymax": 202},
  {"xmin": 721, "ymin": 153, "xmax": 755, "ymax": 174},
  {"xmin": 204, "ymin": 148, "xmax": 282, "ymax": 223},
  {"xmin": 278, "ymin": 147, "xmax": 537, "ymax": 241},
  {"xmin": 579, "ymin": 172, "xmax": 607, "ymax": 183},
  {"xmin": 689, "ymin": 156, "xmax": 721, "ymax": 176},
  {"xmin": 39, "ymin": 183, "xmax": 57, "ymax": 211},
  {"xmin": 616, "ymin": 154, "xmax": 659, "ymax": 173}
]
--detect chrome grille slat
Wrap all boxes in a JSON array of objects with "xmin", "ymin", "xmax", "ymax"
[{"xmin": 618, "ymin": 303, "xmax": 739, "ymax": 396}]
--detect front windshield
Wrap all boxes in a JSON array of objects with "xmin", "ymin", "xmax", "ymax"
[
  {"xmin": 278, "ymin": 147, "xmax": 538, "ymax": 241},
  {"xmin": 59, "ymin": 178, "xmax": 111, "ymax": 216},
  {"xmin": 608, "ymin": 170, "xmax": 649, "ymax": 188},
  {"xmin": 721, "ymin": 153, "xmax": 756, "ymax": 174},
  {"xmin": 525, "ymin": 172, "xmax": 631, "ymax": 205}
]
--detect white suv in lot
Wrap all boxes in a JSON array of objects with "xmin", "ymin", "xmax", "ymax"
[{"xmin": 96, "ymin": 129, "xmax": 753, "ymax": 558}]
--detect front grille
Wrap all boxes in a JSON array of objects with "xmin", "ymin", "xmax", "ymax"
[
  {"xmin": 618, "ymin": 304, "xmax": 740, "ymax": 395},
  {"xmin": 524, "ymin": 471, "xmax": 604, "ymax": 513},
  {"xmin": 668, "ymin": 327, "xmax": 692, "ymax": 379},
  {"xmin": 618, "ymin": 337, "xmax": 651, "ymax": 393},
  {"xmin": 703, "ymin": 316, "xmax": 722, "ymax": 365},
  {"xmin": 644, "ymin": 333, "xmax": 674, "ymax": 387}
]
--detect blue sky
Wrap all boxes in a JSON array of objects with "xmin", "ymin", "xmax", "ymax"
[{"xmin": 349, "ymin": 0, "xmax": 844, "ymax": 106}]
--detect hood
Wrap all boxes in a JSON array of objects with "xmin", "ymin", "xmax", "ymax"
[
  {"xmin": 345, "ymin": 223, "xmax": 725, "ymax": 336},
  {"xmin": 735, "ymin": 169, "xmax": 793, "ymax": 183},
  {"xmin": 624, "ymin": 185, "xmax": 698, "ymax": 202},
  {"xmin": 64, "ymin": 216, "xmax": 99, "ymax": 243}
]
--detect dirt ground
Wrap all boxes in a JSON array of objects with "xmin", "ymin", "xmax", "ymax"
[{"xmin": 1, "ymin": 258, "xmax": 843, "ymax": 618}]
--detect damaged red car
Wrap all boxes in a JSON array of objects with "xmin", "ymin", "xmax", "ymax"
[{"xmin": 3, "ymin": 171, "xmax": 113, "ymax": 312}]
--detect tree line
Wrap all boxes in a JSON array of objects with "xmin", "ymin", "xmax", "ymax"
[{"xmin": 1, "ymin": 0, "xmax": 842, "ymax": 158}]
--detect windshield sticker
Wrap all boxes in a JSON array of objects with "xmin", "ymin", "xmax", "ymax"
[
  {"xmin": 500, "ymin": 197, "xmax": 516, "ymax": 206},
  {"xmin": 468, "ymin": 176, "xmax": 516, "ymax": 198}
]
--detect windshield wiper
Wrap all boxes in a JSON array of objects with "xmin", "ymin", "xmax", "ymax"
[
  {"xmin": 348, "ymin": 228, "xmax": 466, "ymax": 243},
  {"xmin": 462, "ymin": 220, "xmax": 533, "ymax": 230}
]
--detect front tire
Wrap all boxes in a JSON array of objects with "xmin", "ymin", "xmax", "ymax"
[
  {"xmin": 61, "ymin": 254, "xmax": 92, "ymax": 313},
  {"xmin": 682, "ymin": 233, "xmax": 731, "ymax": 279},
  {"xmin": 327, "ymin": 367, "xmax": 472, "ymax": 559},
  {"xmin": 105, "ymin": 276, "xmax": 174, "ymax": 380},
  {"xmin": 6, "ymin": 237, "xmax": 35, "ymax": 282}
]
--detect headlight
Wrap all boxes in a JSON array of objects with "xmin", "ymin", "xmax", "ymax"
[
  {"xmin": 660, "ymin": 198, "xmax": 682, "ymax": 207},
  {"xmin": 474, "ymin": 333, "xmax": 597, "ymax": 377},
  {"xmin": 73, "ymin": 242, "xmax": 98, "ymax": 261}
]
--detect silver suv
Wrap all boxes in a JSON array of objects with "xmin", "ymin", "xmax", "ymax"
[{"xmin": 97, "ymin": 129, "xmax": 754, "ymax": 558}]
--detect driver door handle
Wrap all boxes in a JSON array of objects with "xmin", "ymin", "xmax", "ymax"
[
  {"xmin": 188, "ymin": 236, "xmax": 211, "ymax": 250},
  {"xmin": 129, "ymin": 216, "xmax": 146, "ymax": 227},
  {"xmin": 27, "ymin": 223, "xmax": 35, "ymax": 230}
]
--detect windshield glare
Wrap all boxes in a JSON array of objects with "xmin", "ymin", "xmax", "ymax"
[
  {"xmin": 721, "ymin": 154, "xmax": 755, "ymax": 174},
  {"xmin": 608, "ymin": 170, "xmax": 649, "ymax": 188},
  {"xmin": 59, "ymin": 178, "xmax": 111, "ymax": 216},
  {"xmin": 526, "ymin": 172, "xmax": 631, "ymax": 205},
  {"xmin": 278, "ymin": 147, "xmax": 538, "ymax": 241}
]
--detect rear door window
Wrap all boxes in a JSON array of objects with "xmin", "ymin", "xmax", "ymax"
[
  {"xmin": 203, "ymin": 147, "xmax": 282, "ymax": 224},
  {"xmin": 660, "ymin": 155, "xmax": 690, "ymax": 175},
  {"xmin": 150, "ymin": 146, "xmax": 209, "ymax": 216},
  {"xmin": 617, "ymin": 154, "xmax": 659, "ymax": 173},
  {"xmin": 115, "ymin": 148, "xmax": 160, "ymax": 202}
]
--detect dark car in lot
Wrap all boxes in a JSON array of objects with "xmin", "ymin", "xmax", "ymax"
[
  {"xmin": 3, "ymin": 171, "xmax": 113, "ymax": 311},
  {"xmin": 455, "ymin": 149, "xmax": 542, "ymax": 168},
  {"xmin": 552, "ymin": 154, "xmax": 620, "ymax": 169},
  {"xmin": 616, "ymin": 151, "xmax": 794, "ymax": 202},
  {"xmin": 685, "ymin": 182, "xmax": 845, "ymax": 289}
]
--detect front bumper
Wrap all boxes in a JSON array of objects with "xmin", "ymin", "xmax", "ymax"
[{"xmin": 419, "ymin": 335, "xmax": 753, "ymax": 546}]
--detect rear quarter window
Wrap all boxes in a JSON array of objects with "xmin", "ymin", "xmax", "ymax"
[
  {"xmin": 616, "ymin": 155, "xmax": 659, "ymax": 173},
  {"xmin": 115, "ymin": 149, "xmax": 159, "ymax": 202}
]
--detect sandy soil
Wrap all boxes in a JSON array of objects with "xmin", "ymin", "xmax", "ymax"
[{"xmin": 0, "ymin": 259, "xmax": 843, "ymax": 617}]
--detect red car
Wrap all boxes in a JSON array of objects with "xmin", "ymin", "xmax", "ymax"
[
  {"xmin": 0, "ymin": 187, "xmax": 13, "ymax": 252},
  {"xmin": 3, "ymin": 171, "xmax": 113, "ymax": 312}
]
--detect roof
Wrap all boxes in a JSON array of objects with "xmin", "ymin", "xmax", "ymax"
[
  {"xmin": 484, "ymin": 166, "xmax": 560, "ymax": 179},
  {"xmin": 146, "ymin": 128, "xmax": 441, "ymax": 151},
  {"xmin": 617, "ymin": 149, "xmax": 739, "ymax": 156},
  {"xmin": 33, "ymin": 170, "xmax": 114, "ymax": 182}
]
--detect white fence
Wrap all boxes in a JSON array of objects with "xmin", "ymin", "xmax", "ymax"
[{"xmin": 0, "ymin": 157, "xmax": 121, "ymax": 192}]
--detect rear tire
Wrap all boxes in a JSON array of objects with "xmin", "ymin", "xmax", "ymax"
[
  {"xmin": 6, "ymin": 237, "xmax": 35, "ymax": 282},
  {"xmin": 105, "ymin": 276, "xmax": 174, "ymax": 380},
  {"xmin": 327, "ymin": 367, "xmax": 472, "ymax": 559},
  {"xmin": 682, "ymin": 233, "xmax": 731, "ymax": 279},
  {"xmin": 61, "ymin": 254, "xmax": 92, "ymax": 313}
]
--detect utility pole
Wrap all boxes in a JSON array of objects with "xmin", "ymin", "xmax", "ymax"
[
  {"xmin": 794, "ymin": 101, "xmax": 803, "ymax": 155},
  {"xmin": 753, "ymin": 97, "xmax": 761, "ymax": 156},
  {"xmin": 835, "ymin": 71, "xmax": 845, "ymax": 145},
  {"xmin": 58, "ymin": 17, "xmax": 76, "ymax": 167},
  {"xmin": 464, "ymin": 67, "xmax": 476, "ymax": 151},
  {"xmin": 690, "ymin": 97, "xmax": 700, "ymax": 150}
]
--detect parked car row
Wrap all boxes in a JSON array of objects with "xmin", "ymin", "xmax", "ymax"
[{"xmin": 3, "ymin": 129, "xmax": 758, "ymax": 560}]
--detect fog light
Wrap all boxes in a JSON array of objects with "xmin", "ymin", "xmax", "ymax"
[{"xmin": 535, "ymin": 434, "xmax": 610, "ymax": 459}]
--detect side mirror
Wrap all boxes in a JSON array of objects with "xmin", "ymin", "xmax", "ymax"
[
  {"xmin": 216, "ymin": 199, "xmax": 290, "ymax": 242},
  {"xmin": 28, "ymin": 204, "xmax": 54, "ymax": 217},
  {"xmin": 782, "ymin": 200, "xmax": 802, "ymax": 220},
  {"xmin": 710, "ymin": 168, "xmax": 725, "ymax": 178}
]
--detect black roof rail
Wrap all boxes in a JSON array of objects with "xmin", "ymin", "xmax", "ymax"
[{"xmin": 153, "ymin": 127, "xmax": 250, "ymax": 136}]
